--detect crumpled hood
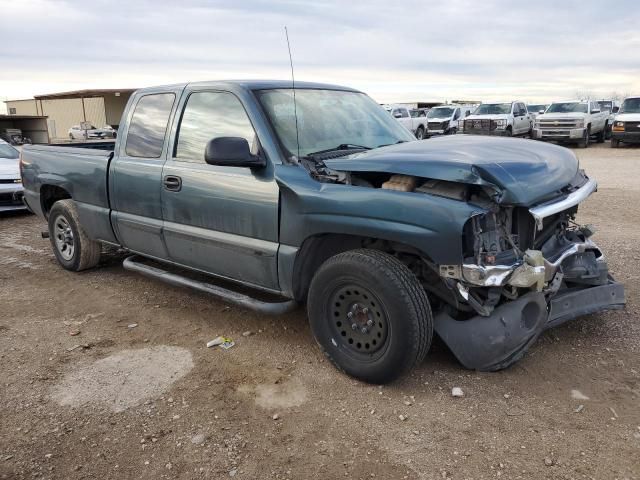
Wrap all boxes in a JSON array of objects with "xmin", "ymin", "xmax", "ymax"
[
  {"xmin": 0, "ymin": 157, "xmax": 20, "ymax": 179},
  {"xmin": 323, "ymin": 135, "xmax": 580, "ymax": 206}
]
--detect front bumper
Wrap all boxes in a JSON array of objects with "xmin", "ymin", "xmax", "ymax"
[
  {"xmin": 533, "ymin": 127, "xmax": 586, "ymax": 142},
  {"xmin": 611, "ymin": 131, "xmax": 640, "ymax": 143},
  {"xmin": 0, "ymin": 183, "xmax": 27, "ymax": 212},
  {"xmin": 434, "ymin": 280, "xmax": 625, "ymax": 371}
]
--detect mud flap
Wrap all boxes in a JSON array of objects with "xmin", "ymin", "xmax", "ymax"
[{"xmin": 434, "ymin": 293, "xmax": 548, "ymax": 371}]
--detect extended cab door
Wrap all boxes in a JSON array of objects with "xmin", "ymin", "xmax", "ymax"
[
  {"xmin": 160, "ymin": 88, "xmax": 280, "ymax": 290},
  {"xmin": 109, "ymin": 88, "xmax": 181, "ymax": 259}
]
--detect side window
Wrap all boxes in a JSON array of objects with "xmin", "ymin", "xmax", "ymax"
[
  {"xmin": 175, "ymin": 91, "xmax": 257, "ymax": 162},
  {"xmin": 453, "ymin": 109, "xmax": 460, "ymax": 120},
  {"xmin": 125, "ymin": 93, "xmax": 175, "ymax": 158},
  {"xmin": 512, "ymin": 103, "xmax": 518, "ymax": 115}
]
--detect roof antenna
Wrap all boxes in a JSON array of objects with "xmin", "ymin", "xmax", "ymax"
[{"xmin": 285, "ymin": 26, "xmax": 301, "ymax": 163}]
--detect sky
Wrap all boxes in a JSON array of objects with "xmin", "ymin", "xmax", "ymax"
[{"xmin": 1, "ymin": 0, "xmax": 639, "ymax": 110}]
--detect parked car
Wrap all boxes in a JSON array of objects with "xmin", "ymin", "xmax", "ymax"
[
  {"xmin": 383, "ymin": 105, "xmax": 428, "ymax": 139},
  {"xmin": 611, "ymin": 96, "xmax": 640, "ymax": 148},
  {"xmin": 527, "ymin": 104, "xmax": 549, "ymax": 120},
  {"xmin": 21, "ymin": 80, "xmax": 625, "ymax": 383},
  {"xmin": 463, "ymin": 101, "xmax": 531, "ymax": 136},
  {"xmin": 68, "ymin": 124, "xmax": 116, "ymax": 140},
  {"xmin": 532, "ymin": 100, "xmax": 607, "ymax": 148},
  {"xmin": 425, "ymin": 105, "xmax": 467, "ymax": 135},
  {"xmin": 0, "ymin": 139, "xmax": 27, "ymax": 212},
  {"xmin": 1, "ymin": 128, "xmax": 32, "ymax": 145}
]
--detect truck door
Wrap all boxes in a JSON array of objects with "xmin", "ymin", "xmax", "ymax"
[
  {"xmin": 160, "ymin": 89, "xmax": 280, "ymax": 290},
  {"xmin": 110, "ymin": 89, "xmax": 180, "ymax": 259}
]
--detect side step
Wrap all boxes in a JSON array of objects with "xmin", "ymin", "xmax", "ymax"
[{"xmin": 123, "ymin": 256, "xmax": 297, "ymax": 315}]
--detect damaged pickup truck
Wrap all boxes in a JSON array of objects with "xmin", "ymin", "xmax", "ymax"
[{"xmin": 20, "ymin": 81, "xmax": 625, "ymax": 383}]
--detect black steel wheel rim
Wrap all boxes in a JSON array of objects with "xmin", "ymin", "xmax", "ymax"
[{"xmin": 329, "ymin": 284, "xmax": 389, "ymax": 359}]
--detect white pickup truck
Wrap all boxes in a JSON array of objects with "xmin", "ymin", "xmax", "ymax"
[
  {"xmin": 463, "ymin": 101, "xmax": 532, "ymax": 136},
  {"xmin": 532, "ymin": 100, "xmax": 607, "ymax": 148},
  {"xmin": 424, "ymin": 105, "xmax": 471, "ymax": 136},
  {"xmin": 383, "ymin": 105, "xmax": 428, "ymax": 139}
]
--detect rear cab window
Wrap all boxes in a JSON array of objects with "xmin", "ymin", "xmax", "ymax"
[{"xmin": 125, "ymin": 93, "xmax": 176, "ymax": 158}]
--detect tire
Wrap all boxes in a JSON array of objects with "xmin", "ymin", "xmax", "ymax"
[
  {"xmin": 48, "ymin": 199, "xmax": 101, "ymax": 271},
  {"xmin": 596, "ymin": 127, "xmax": 605, "ymax": 143},
  {"xmin": 307, "ymin": 249, "xmax": 433, "ymax": 384},
  {"xmin": 504, "ymin": 127, "xmax": 512, "ymax": 137},
  {"xmin": 415, "ymin": 126, "xmax": 425, "ymax": 140},
  {"xmin": 579, "ymin": 127, "xmax": 590, "ymax": 148},
  {"xmin": 69, "ymin": 133, "xmax": 74, "ymax": 140},
  {"xmin": 611, "ymin": 138, "xmax": 620, "ymax": 148}
]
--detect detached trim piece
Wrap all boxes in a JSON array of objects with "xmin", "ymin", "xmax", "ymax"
[
  {"xmin": 123, "ymin": 256, "xmax": 297, "ymax": 315},
  {"xmin": 529, "ymin": 178, "xmax": 597, "ymax": 229}
]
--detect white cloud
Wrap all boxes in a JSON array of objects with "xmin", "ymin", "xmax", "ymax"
[{"xmin": 0, "ymin": 0, "xmax": 638, "ymax": 103}]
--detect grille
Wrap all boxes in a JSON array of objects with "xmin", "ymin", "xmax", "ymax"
[
  {"xmin": 428, "ymin": 121, "xmax": 447, "ymax": 130},
  {"xmin": 0, "ymin": 179, "xmax": 21, "ymax": 184},
  {"xmin": 537, "ymin": 119, "xmax": 581, "ymax": 129},
  {"xmin": 464, "ymin": 119, "xmax": 497, "ymax": 132},
  {"xmin": 624, "ymin": 122, "xmax": 640, "ymax": 132}
]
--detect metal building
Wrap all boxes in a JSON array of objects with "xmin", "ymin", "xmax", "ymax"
[{"xmin": 4, "ymin": 89, "xmax": 136, "ymax": 141}]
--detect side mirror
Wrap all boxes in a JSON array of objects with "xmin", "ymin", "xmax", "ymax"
[
  {"xmin": 612, "ymin": 106, "xmax": 619, "ymax": 113},
  {"xmin": 204, "ymin": 137, "xmax": 265, "ymax": 168},
  {"xmin": 592, "ymin": 109, "xmax": 600, "ymax": 114},
  {"xmin": 393, "ymin": 113, "xmax": 402, "ymax": 119},
  {"xmin": 538, "ymin": 110, "xmax": 545, "ymax": 115}
]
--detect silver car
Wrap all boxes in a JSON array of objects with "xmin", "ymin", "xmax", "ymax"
[{"xmin": 0, "ymin": 140, "xmax": 27, "ymax": 212}]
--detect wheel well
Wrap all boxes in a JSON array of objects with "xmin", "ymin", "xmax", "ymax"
[
  {"xmin": 40, "ymin": 185, "xmax": 71, "ymax": 218},
  {"xmin": 291, "ymin": 233, "xmax": 434, "ymax": 302}
]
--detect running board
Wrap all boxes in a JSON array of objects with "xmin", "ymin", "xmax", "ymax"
[{"xmin": 123, "ymin": 256, "xmax": 297, "ymax": 315}]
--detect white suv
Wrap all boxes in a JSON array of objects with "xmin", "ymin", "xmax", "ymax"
[{"xmin": 463, "ymin": 101, "xmax": 531, "ymax": 136}]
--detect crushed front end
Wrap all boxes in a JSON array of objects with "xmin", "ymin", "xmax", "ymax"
[{"xmin": 434, "ymin": 174, "xmax": 625, "ymax": 371}]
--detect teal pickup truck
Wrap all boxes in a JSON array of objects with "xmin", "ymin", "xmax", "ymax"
[{"xmin": 20, "ymin": 80, "xmax": 624, "ymax": 383}]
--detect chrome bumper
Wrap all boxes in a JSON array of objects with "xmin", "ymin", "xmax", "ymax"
[{"xmin": 529, "ymin": 178, "xmax": 597, "ymax": 229}]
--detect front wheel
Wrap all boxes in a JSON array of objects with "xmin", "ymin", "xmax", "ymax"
[
  {"xmin": 579, "ymin": 127, "xmax": 590, "ymax": 148},
  {"xmin": 504, "ymin": 127, "xmax": 512, "ymax": 137},
  {"xmin": 611, "ymin": 138, "xmax": 620, "ymax": 148},
  {"xmin": 48, "ymin": 199, "xmax": 101, "ymax": 271},
  {"xmin": 415, "ymin": 126, "xmax": 425, "ymax": 140},
  {"xmin": 596, "ymin": 127, "xmax": 605, "ymax": 143},
  {"xmin": 307, "ymin": 249, "xmax": 433, "ymax": 384}
]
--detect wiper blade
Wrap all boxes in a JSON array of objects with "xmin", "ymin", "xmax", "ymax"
[{"xmin": 307, "ymin": 144, "xmax": 372, "ymax": 156}]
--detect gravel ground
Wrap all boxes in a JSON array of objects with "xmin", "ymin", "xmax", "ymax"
[{"xmin": 1, "ymin": 142, "xmax": 639, "ymax": 480}]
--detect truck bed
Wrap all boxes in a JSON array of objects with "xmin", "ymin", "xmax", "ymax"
[{"xmin": 21, "ymin": 143, "xmax": 116, "ymax": 243}]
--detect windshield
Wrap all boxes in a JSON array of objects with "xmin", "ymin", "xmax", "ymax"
[
  {"xmin": 528, "ymin": 104, "xmax": 546, "ymax": 113},
  {"xmin": 621, "ymin": 98, "xmax": 640, "ymax": 114},
  {"xmin": 427, "ymin": 107, "xmax": 454, "ymax": 118},
  {"xmin": 0, "ymin": 143, "xmax": 19, "ymax": 159},
  {"xmin": 546, "ymin": 103, "xmax": 588, "ymax": 114},
  {"xmin": 256, "ymin": 89, "xmax": 415, "ymax": 158},
  {"xmin": 473, "ymin": 103, "xmax": 512, "ymax": 115}
]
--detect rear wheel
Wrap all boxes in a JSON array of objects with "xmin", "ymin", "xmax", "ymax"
[
  {"xmin": 48, "ymin": 199, "xmax": 101, "ymax": 271},
  {"xmin": 307, "ymin": 249, "xmax": 433, "ymax": 384}
]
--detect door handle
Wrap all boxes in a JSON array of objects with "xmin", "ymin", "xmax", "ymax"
[{"xmin": 163, "ymin": 175, "xmax": 182, "ymax": 192}]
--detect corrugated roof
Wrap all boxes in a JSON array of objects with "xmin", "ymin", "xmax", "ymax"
[{"xmin": 33, "ymin": 89, "xmax": 137, "ymax": 100}]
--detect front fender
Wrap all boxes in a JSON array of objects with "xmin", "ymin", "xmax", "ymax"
[{"xmin": 276, "ymin": 164, "xmax": 484, "ymax": 265}]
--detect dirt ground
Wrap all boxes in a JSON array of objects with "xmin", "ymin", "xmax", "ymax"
[{"xmin": 1, "ymin": 142, "xmax": 639, "ymax": 480}]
